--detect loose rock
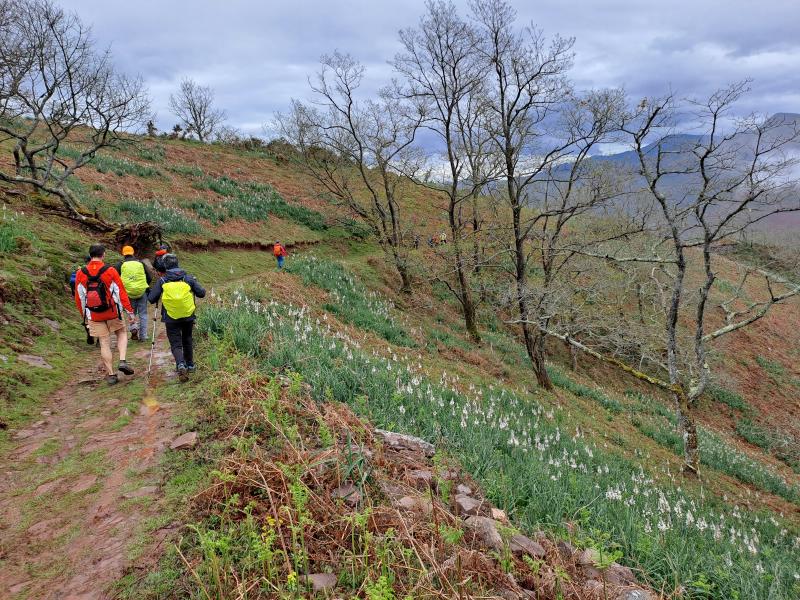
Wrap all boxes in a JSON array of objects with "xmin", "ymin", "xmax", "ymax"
[
  {"xmin": 454, "ymin": 493, "xmax": 482, "ymax": 516},
  {"xmin": 464, "ymin": 516, "xmax": 504, "ymax": 551},
  {"xmin": 407, "ymin": 469, "xmax": 434, "ymax": 488},
  {"xmin": 509, "ymin": 534, "xmax": 546, "ymax": 559},
  {"xmin": 302, "ymin": 573, "xmax": 337, "ymax": 592},
  {"xmin": 332, "ymin": 483, "xmax": 361, "ymax": 507},
  {"xmin": 375, "ymin": 429, "xmax": 435, "ymax": 457},
  {"xmin": 456, "ymin": 483, "xmax": 472, "ymax": 495},
  {"xmin": 170, "ymin": 431, "xmax": 198, "ymax": 450}
]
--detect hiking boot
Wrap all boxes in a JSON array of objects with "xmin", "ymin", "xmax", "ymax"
[
  {"xmin": 118, "ymin": 360, "xmax": 134, "ymax": 375},
  {"xmin": 106, "ymin": 374, "xmax": 119, "ymax": 385},
  {"xmin": 187, "ymin": 364, "xmax": 196, "ymax": 373},
  {"xmin": 177, "ymin": 363, "xmax": 189, "ymax": 382}
]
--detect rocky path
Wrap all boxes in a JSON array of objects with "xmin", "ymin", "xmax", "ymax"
[{"xmin": 0, "ymin": 331, "xmax": 180, "ymax": 599}]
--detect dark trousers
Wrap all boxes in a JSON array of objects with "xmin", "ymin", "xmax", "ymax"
[{"xmin": 165, "ymin": 321, "xmax": 194, "ymax": 368}]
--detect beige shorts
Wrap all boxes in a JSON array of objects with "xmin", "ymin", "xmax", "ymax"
[{"xmin": 87, "ymin": 318, "xmax": 125, "ymax": 338}]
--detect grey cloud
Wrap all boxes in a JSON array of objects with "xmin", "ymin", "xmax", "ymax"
[{"xmin": 60, "ymin": 0, "xmax": 800, "ymax": 135}]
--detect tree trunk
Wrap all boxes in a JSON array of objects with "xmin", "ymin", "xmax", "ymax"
[
  {"xmin": 452, "ymin": 229, "xmax": 480, "ymax": 342},
  {"xmin": 568, "ymin": 341, "xmax": 578, "ymax": 371},
  {"xmin": 676, "ymin": 392, "xmax": 700, "ymax": 476},
  {"xmin": 398, "ymin": 263, "xmax": 413, "ymax": 295}
]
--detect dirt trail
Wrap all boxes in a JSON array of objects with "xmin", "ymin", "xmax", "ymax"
[{"xmin": 0, "ymin": 330, "xmax": 179, "ymax": 600}]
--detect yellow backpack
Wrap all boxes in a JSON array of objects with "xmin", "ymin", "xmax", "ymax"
[
  {"xmin": 161, "ymin": 279, "xmax": 195, "ymax": 319},
  {"xmin": 120, "ymin": 260, "xmax": 148, "ymax": 299}
]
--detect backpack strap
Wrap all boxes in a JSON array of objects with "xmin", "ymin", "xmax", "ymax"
[{"xmin": 82, "ymin": 264, "xmax": 110, "ymax": 281}]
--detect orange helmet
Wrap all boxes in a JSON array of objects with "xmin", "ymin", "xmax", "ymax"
[{"xmin": 121, "ymin": 245, "xmax": 135, "ymax": 256}]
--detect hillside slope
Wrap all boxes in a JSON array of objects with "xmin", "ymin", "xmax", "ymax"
[{"xmin": 0, "ymin": 135, "xmax": 798, "ymax": 599}]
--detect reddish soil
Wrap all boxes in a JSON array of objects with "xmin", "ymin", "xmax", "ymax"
[{"xmin": 0, "ymin": 332, "xmax": 179, "ymax": 599}]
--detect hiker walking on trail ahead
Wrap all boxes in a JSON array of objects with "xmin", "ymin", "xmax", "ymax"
[
  {"xmin": 153, "ymin": 244, "xmax": 170, "ymax": 276},
  {"xmin": 74, "ymin": 244, "xmax": 137, "ymax": 385},
  {"xmin": 116, "ymin": 246, "xmax": 152, "ymax": 342},
  {"xmin": 148, "ymin": 254, "xmax": 206, "ymax": 382},
  {"xmin": 273, "ymin": 240, "xmax": 288, "ymax": 270}
]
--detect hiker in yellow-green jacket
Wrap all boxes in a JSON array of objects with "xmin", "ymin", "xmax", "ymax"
[
  {"xmin": 147, "ymin": 254, "xmax": 206, "ymax": 382},
  {"xmin": 116, "ymin": 245, "xmax": 153, "ymax": 341}
]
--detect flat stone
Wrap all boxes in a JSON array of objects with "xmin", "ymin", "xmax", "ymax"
[
  {"xmin": 77, "ymin": 416, "xmax": 105, "ymax": 430},
  {"xmin": 407, "ymin": 469, "xmax": 434, "ymax": 488},
  {"xmin": 13, "ymin": 429, "xmax": 36, "ymax": 440},
  {"xmin": 122, "ymin": 485, "xmax": 158, "ymax": 499},
  {"xmin": 456, "ymin": 483, "xmax": 473, "ymax": 495},
  {"xmin": 32, "ymin": 420, "xmax": 47, "ymax": 428},
  {"xmin": 43, "ymin": 318, "xmax": 61, "ymax": 331},
  {"xmin": 40, "ymin": 410, "xmax": 52, "ymax": 416},
  {"xmin": 170, "ymin": 431, "xmax": 198, "ymax": 450},
  {"xmin": 332, "ymin": 483, "xmax": 361, "ymax": 507},
  {"xmin": 620, "ymin": 591, "xmax": 656, "ymax": 600},
  {"xmin": 71, "ymin": 474, "xmax": 97, "ymax": 493},
  {"xmin": 464, "ymin": 516, "xmax": 504, "ymax": 551},
  {"xmin": 578, "ymin": 548, "xmax": 601, "ymax": 566},
  {"xmin": 454, "ymin": 493, "xmax": 483, "ymax": 516},
  {"xmin": 375, "ymin": 429, "xmax": 435, "ymax": 457},
  {"xmin": 509, "ymin": 534, "xmax": 546, "ymax": 559},
  {"xmin": 17, "ymin": 354, "xmax": 52, "ymax": 369},
  {"xmin": 302, "ymin": 573, "xmax": 337, "ymax": 593}
]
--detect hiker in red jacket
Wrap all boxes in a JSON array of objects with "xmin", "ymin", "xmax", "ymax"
[
  {"xmin": 74, "ymin": 244, "xmax": 137, "ymax": 385},
  {"xmin": 273, "ymin": 240, "xmax": 288, "ymax": 269}
]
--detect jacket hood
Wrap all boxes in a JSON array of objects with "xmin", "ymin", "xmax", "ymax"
[
  {"xmin": 162, "ymin": 268, "xmax": 187, "ymax": 281},
  {"xmin": 83, "ymin": 259, "xmax": 106, "ymax": 275}
]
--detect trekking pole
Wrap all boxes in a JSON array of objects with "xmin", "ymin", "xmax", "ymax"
[{"xmin": 147, "ymin": 302, "xmax": 160, "ymax": 382}]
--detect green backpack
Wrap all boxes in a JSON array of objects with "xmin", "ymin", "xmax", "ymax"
[
  {"xmin": 120, "ymin": 260, "xmax": 148, "ymax": 299},
  {"xmin": 161, "ymin": 279, "xmax": 195, "ymax": 319}
]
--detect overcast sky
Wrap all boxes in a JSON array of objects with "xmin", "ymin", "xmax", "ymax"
[{"xmin": 61, "ymin": 0, "xmax": 800, "ymax": 137}]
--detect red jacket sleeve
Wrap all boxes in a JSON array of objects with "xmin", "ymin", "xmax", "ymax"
[
  {"xmin": 74, "ymin": 270, "xmax": 85, "ymax": 315},
  {"xmin": 107, "ymin": 267, "xmax": 134, "ymax": 314}
]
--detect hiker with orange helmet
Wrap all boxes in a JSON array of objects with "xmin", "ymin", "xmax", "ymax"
[
  {"xmin": 116, "ymin": 245, "xmax": 152, "ymax": 341},
  {"xmin": 273, "ymin": 240, "xmax": 288, "ymax": 269},
  {"xmin": 153, "ymin": 243, "xmax": 170, "ymax": 276},
  {"xmin": 74, "ymin": 244, "xmax": 137, "ymax": 385}
]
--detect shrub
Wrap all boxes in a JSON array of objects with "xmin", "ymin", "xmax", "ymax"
[
  {"xmin": 0, "ymin": 213, "xmax": 34, "ymax": 253},
  {"xmin": 706, "ymin": 384, "xmax": 751, "ymax": 413},
  {"xmin": 547, "ymin": 367, "xmax": 624, "ymax": 413}
]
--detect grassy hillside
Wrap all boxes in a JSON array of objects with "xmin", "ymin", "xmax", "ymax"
[{"xmin": 1, "ymin": 134, "xmax": 799, "ymax": 599}]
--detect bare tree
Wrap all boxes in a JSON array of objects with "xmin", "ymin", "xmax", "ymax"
[
  {"xmin": 472, "ymin": 0, "xmax": 589, "ymax": 389},
  {"xmin": 552, "ymin": 84, "xmax": 800, "ymax": 474},
  {"xmin": 168, "ymin": 78, "xmax": 226, "ymax": 143},
  {"xmin": 394, "ymin": 0, "xmax": 496, "ymax": 340},
  {"xmin": 0, "ymin": 0, "xmax": 150, "ymax": 223},
  {"xmin": 278, "ymin": 52, "xmax": 424, "ymax": 293}
]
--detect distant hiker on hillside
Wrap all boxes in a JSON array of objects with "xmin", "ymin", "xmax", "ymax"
[
  {"xmin": 148, "ymin": 254, "xmax": 206, "ymax": 382},
  {"xmin": 74, "ymin": 244, "xmax": 137, "ymax": 385},
  {"xmin": 439, "ymin": 231, "xmax": 447, "ymax": 245},
  {"xmin": 413, "ymin": 234, "xmax": 420, "ymax": 249},
  {"xmin": 273, "ymin": 241, "xmax": 288, "ymax": 270},
  {"xmin": 116, "ymin": 245, "xmax": 152, "ymax": 341},
  {"xmin": 153, "ymin": 244, "xmax": 170, "ymax": 276}
]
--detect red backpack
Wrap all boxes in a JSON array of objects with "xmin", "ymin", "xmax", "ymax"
[{"xmin": 82, "ymin": 265, "xmax": 113, "ymax": 313}]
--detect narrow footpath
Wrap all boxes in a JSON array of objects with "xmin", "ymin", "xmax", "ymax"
[{"xmin": 0, "ymin": 329, "xmax": 179, "ymax": 600}]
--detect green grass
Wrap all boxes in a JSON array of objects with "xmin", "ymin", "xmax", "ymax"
[
  {"xmin": 285, "ymin": 254, "xmax": 415, "ymax": 347},
  {"xmin": 167, "ymin": 163, "xmax": 205, "ymax": 178},
  {"xmin": 737, "ymin": 419, "xmax": 800, "ymax": 473},
  {"xmin": 198, "ymin": 291, "xmax": 800, "ymax": 600},
  {"xmin": 111, "ymin": 200, "xmax": 204, "ymax": 235},
  {"xmin": 548, "ymin": 367, "xmax": 624, "ymax": 414},
  {"xmin": 755, "ymin": 355, "xmax": 785, "ymax": 377},
  {"xmin": 706, "ymin": 384, "xmax": 752, "ymax": 413},
  {"xmin": 190, "ymin": 176, "xmax": 328, "ymax": 230},
  {"xmin": 58, "ymin": 146, "xmax": 164, "ymax": 178},
  {"xmin": 0, "ymin": 212, "xmax": 34, "ymax": 253}
]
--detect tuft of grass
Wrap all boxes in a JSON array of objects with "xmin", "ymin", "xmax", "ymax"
[
  {"xmin": 58, "ymin": 146, "xmax": 163, "ymax": 178},
  {"xmin": 0, "ymin": 210, "xmax": 35, "ymax": 253},
  {"xmin": 706, "ymin": 384, "xmax": 751, "ymax": 413},
  {"xmin": 547, "ymin": 367, "xmax": 624, "ymax": 414},
  {"xmin": 755, "ymin": 355, "xmax": 785, "ymax": 377}
]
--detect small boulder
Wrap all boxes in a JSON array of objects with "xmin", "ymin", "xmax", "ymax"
[
  {"xmin": 332, "ymin": 483, "xmax": 361, "ymax": 507},
  {"xmin": 456, "ymin": 483, "xmax": 473, "ymax": 495},
  {"xmin": 122, "ymin": 485, "xmax": 159, "ymax": 499},
  {"xmin": 393, "ymin": 495, "xmax": 433, "ymax": 515},
  {"xmin": 454, "ymin": 493, "xmax": 482, "ymax": 516},
  {"xmin": 375, "ymin": 429, "xmax": 435, "ymax": 457},
  {"xmin": 170, "ymin": 431, "xmax": 198, "ymax": 450},
  {"xmin": 302, "ymin": 573, "xmax": 337, "ymax": 593},
  {"xmin": 43, "ymin": 318, "xmax": 61, "ymax": 332},
  {"xmin": 464, "ymin": 516, "xmax": 503, "ymax": 551},
  {"xmin": 509, "ymin": 534, "xmax": 546, "ymax": 559},
  {"xmin": 578, "ymin": 548, "xmax": 601, "ymax": 566},
  {"xmin": 606, "ymin": 563, "xmax": 637, "ymax": 586}
]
